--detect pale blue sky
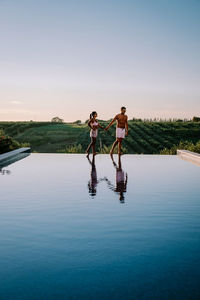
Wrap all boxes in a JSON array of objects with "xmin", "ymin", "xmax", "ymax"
[{"xmin": 0, "ymin": 0, "xmax": 200, "ymax": 121}]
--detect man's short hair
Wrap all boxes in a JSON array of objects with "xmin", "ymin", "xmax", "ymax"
[{"xmin": 121, "ymin": 106, "xmax": 126, "ymax": 110}]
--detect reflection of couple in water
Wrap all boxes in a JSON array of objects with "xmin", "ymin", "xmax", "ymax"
[
  {"xmin": 87, "ymin": 106, "xmax": 128, "ymax": 202},
  {"xmin": 87, "ymin": 155, "xmax": 128, "ymax": 203}
]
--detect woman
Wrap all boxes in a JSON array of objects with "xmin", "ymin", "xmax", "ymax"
[{"xmin": 86, "ymin": 111, "xmax": 104, "ymax": 157}]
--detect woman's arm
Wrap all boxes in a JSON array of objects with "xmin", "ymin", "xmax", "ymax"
[
  {"xmin": 98, "ymin": 122, "xmax": 104, "ymax": 129},
  {"xmin": 88, "ymin": 120, "xmax": 93, "ymax": 129},
  {"xmin": 105, "ymin": 179, "xmax": 115, "ymax": 192}
]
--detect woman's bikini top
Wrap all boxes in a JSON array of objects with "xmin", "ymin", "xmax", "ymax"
[{"xmin": 92, "ymin": 120, "xmax": 98, "ymax": 130}]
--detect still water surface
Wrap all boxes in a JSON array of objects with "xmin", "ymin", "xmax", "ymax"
[{"xmin": 0, "ymin": 154, "xmax": 200, "ymax": 300}]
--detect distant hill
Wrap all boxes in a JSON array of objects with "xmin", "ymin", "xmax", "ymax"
[{"xmin": 0, "ymin": 121, "xmax": 199, "ymax": 154}]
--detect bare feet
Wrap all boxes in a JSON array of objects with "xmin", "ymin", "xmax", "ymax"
[
  {"xmin": 109, "ymin": 151, "xmax": 114, "ymax": 160},
  {"xmin": 113, "ymin": 161, "xmax": 117, "ymax": 167}
]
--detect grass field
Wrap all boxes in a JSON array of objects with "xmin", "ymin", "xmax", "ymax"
[{"xmin": 0, "ymin": 121, "xmax": 200, "ymax": 154}]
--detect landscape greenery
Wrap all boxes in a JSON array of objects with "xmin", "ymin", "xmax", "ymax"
[
  {"xmin": 0, "ymin": 120, "xmax": 200, "ymax": 154},
  {"xmin": 0, "ymin": 129, "xmax": 29, "ymax": 155}
]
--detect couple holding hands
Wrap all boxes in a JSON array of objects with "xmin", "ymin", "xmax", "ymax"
[{"xmin": 86, "ymin": 106, "xmax": 128, "ymax": 157}]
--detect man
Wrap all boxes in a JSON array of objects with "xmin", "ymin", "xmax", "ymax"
[
  {"xmin": 104, "ymin": 155, "xmax": 128, "ymax": 203},
  {"xmin": 105, "ymin": 107, "xmax": 128, "ymax": 156}
]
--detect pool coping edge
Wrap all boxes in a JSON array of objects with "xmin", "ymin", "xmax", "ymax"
[
  {"xmin": 0, "ymin": 148, "xmax": 31, "ymax": 164},
  {"xmin": 177, "ymin": 149, "xmax": 200, "ymax": 166}
]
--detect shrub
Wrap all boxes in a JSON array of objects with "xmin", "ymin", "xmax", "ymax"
[
  {"xmin": 73, "ymin": 120, "xmax": 82, "ymax": 125},
  {"xmin": 51, "ymin": 117, "xmax": 64, "ymax": 123},
  {"xmin": 160, "ymin": 140, "xmax": 200, "ymax": 155},
  {"xmin": 58, "ymin": 144, "xmax": 83, "ymax": 153},
  {"xmin": 0, "ymin": 130, "xmax": 29, "ymax": 154},
  {"xmin": 192, "ymin": 116, "xmax": 200, "ymax": 122}
]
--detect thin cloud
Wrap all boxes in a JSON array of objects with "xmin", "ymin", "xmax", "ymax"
[{"xmin": 10, "ymin": 100, "xmax": 23, "ymax": 105}]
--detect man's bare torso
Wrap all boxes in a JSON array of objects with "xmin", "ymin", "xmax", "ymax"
[{"xmin": 115, "ymin": 113, "xmax": 128, "ymax": 128}]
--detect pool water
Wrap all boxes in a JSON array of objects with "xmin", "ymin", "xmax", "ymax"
[{"xmin": 0, "ymin": 154, "xmax": 200, "ymax": 300}]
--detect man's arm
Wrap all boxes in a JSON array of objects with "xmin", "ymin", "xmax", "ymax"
[{"xmin": 105, "ymin": 115, "xmax": 117, "ymax": 130}]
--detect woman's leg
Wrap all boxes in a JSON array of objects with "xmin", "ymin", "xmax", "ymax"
[
  {"xmin": 91, "ymin": 137, "xmax": 96, "ymax": 154},
  {"xmin": 86, "ymin": 137, "xmax": 93, "ymax": 155},
  {"xmin": 86, "ymin": 137, "xmax": 96, "ymax": 156}
]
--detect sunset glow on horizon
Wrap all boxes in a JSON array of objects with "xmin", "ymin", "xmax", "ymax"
[{"xmin": 0, "ymin": 0, "xmax": 200, "ymax": 122}]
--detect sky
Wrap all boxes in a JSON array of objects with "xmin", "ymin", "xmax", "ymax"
[{"xmin": 0, "ymin": 0, "xmax": 200, "ymax": 121}]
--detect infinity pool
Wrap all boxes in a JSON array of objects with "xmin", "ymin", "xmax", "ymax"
[{"xmin": 0, "ymin": 154, "xmax": 200, "ymax": 300}]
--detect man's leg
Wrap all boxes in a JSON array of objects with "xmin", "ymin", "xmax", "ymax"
[
  {"xmin": 118, "ymin": 138, "xmax": 123, "ymax": 155},
  {"xmin": 110, "ymin": 139, "xmax": 118, "ymax": 156}
]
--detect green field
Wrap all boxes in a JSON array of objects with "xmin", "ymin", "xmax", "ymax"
[{"xmin": 0, "ymin": 121, "xmax": 200, "ymax": 154}]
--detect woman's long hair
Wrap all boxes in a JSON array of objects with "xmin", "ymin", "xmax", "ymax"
[{"xmin": 90, "ymin": 111, "xmax": 97, "ymax": 120}]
